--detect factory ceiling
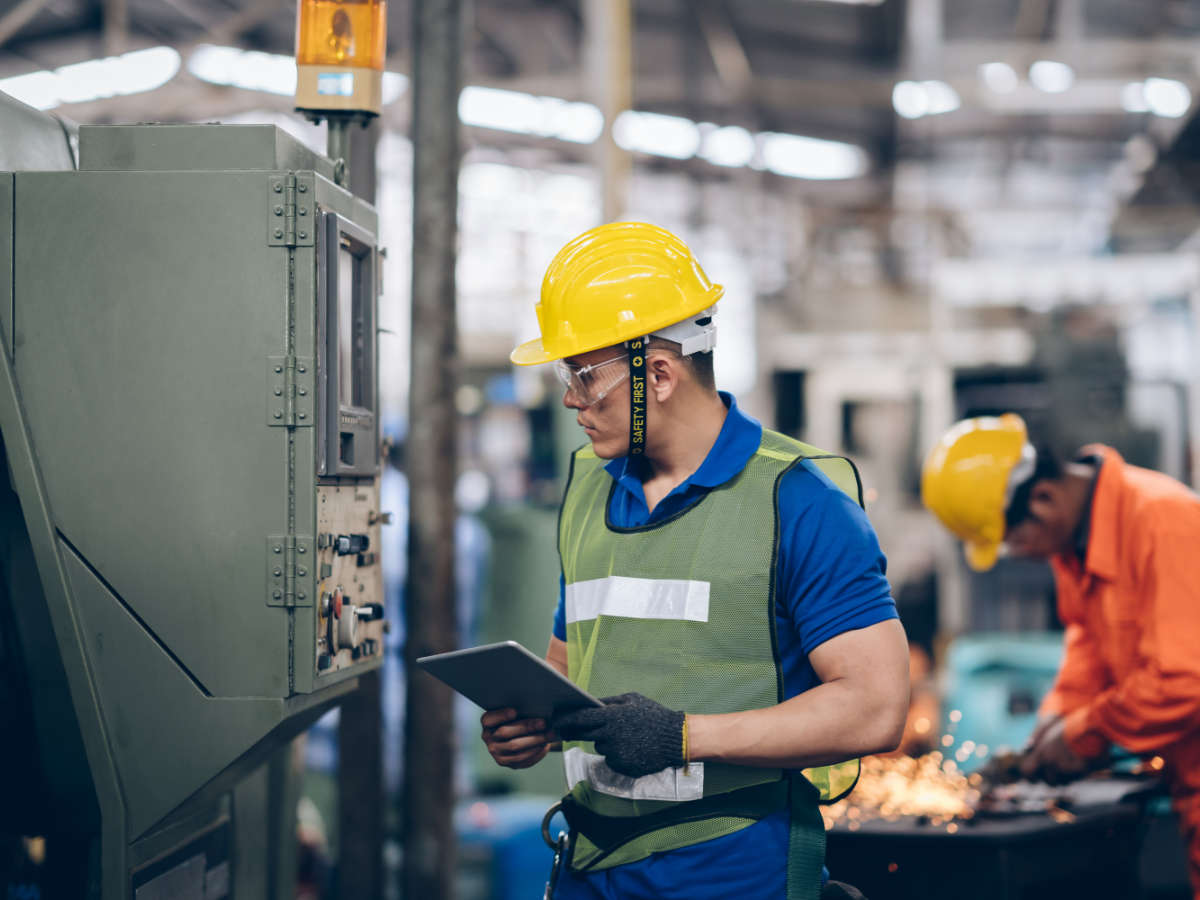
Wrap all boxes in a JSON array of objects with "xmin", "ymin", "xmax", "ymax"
[{"xmin": 2, "ymin": 0, "xmax": 1199, "ymax": 260}]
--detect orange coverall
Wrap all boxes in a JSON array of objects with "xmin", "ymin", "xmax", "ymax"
[{"xmin": 1039, "ymin": 446, "xmax": 1200, "ymax": 897}]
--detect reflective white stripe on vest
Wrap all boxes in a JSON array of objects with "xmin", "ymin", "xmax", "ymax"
[
  {"xmin": 563, "ymin": 747, "xmax": 705, "ymax": 801},
  {"xmin": 565, "ymin": 576, "xmax": 710, "ymax": 625}
]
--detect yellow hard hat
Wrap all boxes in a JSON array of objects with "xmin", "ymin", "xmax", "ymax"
[
  {"xmin": 921, "ymin": 413, "xmax": 1030, "ymax": 571},
  {"xmin": 510, "ymin": 222, "xmax": 724, "ymax": 366}
]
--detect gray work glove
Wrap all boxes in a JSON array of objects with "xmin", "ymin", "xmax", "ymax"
[{"xmin": 552, "ymin": 692, "xmax": 685, "ymax": 778}]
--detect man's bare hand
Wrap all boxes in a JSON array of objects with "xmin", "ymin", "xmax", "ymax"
[{"xmin": 481, "ymin": 708, "xmax": 556, "ymax": 770}]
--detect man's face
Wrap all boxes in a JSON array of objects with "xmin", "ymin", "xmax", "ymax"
[
  {"xmin": 559, "ymin": 346, "xmax": 630, "ymax": 459},
  {"xmin": 1003, "ymin": 482, "xmax": 1076, "ymax": 559}
]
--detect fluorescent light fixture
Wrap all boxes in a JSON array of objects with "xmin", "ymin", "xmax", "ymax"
[
  {"xmin": 892, "ymin": 80, "xmax": 959, "ymax": 119},
  {"xmin": 1143, "ymin": 77, "xmax": 1191, "ymax": 118},
  {"xmin": 1122, "ymin": 82, "xmax": 1149, "ymax": 113},
  {"xmin": 923, "ymin": 80, "xmax": 960, "ymax": 114},
  {"xmin": 759, "ymin": 132, "xmax": 869, "ymax": 180},
  {"xmin": 459, "ymin": 86, "xmax": 602, "ymax": 144},
  {"xmin": 979, "ymin": 62, "xmax": 1018, "ymax": 94},
  {"xmin": 0, "ymin": 46, "xmax": 180, "ymax": 111},
  {"xmin": 699, "ymin": 124, "xmax": 756, "ymax": 167},
  {"xmin": 189, "ymin": 44, "xmax": 405, "ymax": 103},
  {"xmin": 1029, "ymin": 60, "xmax": 1074, "ymax": 93},
  {"xmin": 892, "ymin": 81, "xmax": 928, "ymax": 119},
  {"xmin": 613, "ymin": 110, "xmax": 701, "ymax": 159},
  {"xmin": 189, "ymin": 44, "xmax": 294, "ymax": 95}
]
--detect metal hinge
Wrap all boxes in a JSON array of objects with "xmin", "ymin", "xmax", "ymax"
[
  {"xmin": 267, "ymin": 534, "xmax": 315, "ymax": 606},
  {"xmin": 267, "ymin": 354, "xmax": 314, "ymax": 427},
  {"xmin": 268, "ymin": 172, "xmax": 315, "ymax": 247}
]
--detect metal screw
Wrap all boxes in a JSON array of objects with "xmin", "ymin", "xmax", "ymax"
[
  {"xmin": 298, "ymin": 546, "xmax": 306, "ymax": 553},
  {"xmin": 273, "ymin": 410, "xmax": 282, "ymax": 419},
  {"xmin": 273, "ymin": 567, "xmax": 283, "ymax": 576},
  {"xmin": 274, "ymin": 365, "xmax": 283, "ymax": 373},
  {"xmin": 297, "ymin": 387, "xmax": 307, "ymax": 396},
  {"xmin": 273, "ymin": 182, "xmax": 282, "ymax": 192},
  {"xmin": 273, "ymin": 545, "xmax": 282, "ymax": 554},
  {"xmin": 273, "ymin": 228, "xmax": 283, "ymax": 239},
  {"xmin": 274, "ymin": 387, "xmax": 282, "ymax": 396},
  {"xmin": 298, "ymin": 412, "xmax": 307, "ymax": 420},
  {"xmin": 273, "ymin": 589, "xmax": 282, "ymax": 599},
  {"xmin": 298, "ymin": 567, "xmax": 307, "ymax": 576},
  {"xmin": 298, "ymin": 230, "xmax": 308, "ymax": 240},
  {"xmin": 273, "ymin": 205, "xmax": 283, "ymax": 215},
  {"xmin": 298, "ymin": 591, "xmax": 306, "ymax": 600},
  {"xmin": 297, "ymin": 364, "xmax": 306, "ymax": 373},
  {"xmin": 299, "ymin": 207, "xmax": 308, "ymax": 216},
  {"xmin": 297, "ymin": 183, "xmax": 307, "ymax": 192}
]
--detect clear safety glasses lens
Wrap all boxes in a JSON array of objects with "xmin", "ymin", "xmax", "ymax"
[{"xmin": 553, "ymin": 355, "xmax": 628, "ymax": 407}]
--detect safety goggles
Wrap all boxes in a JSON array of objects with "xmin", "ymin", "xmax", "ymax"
[{"xmin": 553, "ymin": 354, "xmax": 629, "ymax": 408}]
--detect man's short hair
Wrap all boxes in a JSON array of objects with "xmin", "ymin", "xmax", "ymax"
[{"xmin": 646, "ymin": 337, "xmax": 716, "ymax": 392}]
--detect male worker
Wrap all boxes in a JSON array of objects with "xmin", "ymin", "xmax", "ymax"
[
  {"xmin": 922, "ymin": 413, "xmax": 1200, "ymax": 898},
  {"xmin": 480, "ymin": 222, "xmax": 909, "ymax": 899}
]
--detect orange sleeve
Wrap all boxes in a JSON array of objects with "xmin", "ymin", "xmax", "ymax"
[
  {"xmin": 1040, "ymin": 622, "xmax": 1112, "ymax": 719},
  {"xmin": 1065, "ymin": 527, "xmax": 1200, "ymax": 759}
]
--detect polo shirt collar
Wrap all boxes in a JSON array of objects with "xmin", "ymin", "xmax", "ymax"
[{"xmin": 603, "ymin": 391, "xmax": 764, "ymax": 490}]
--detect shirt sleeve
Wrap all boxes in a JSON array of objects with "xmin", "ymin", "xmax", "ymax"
[
  {"xmin": 1065, "ymin": 524, "xmax": 1200, "ymax": 758},
  {"xmin": 552, "ymin": 572, "xmax": 567, "ymax": 641},
  {"xmin": 777, "ymin": 461, "xmax": 898, "ymax": 656},
  {"xmin": 1039, "ymin": 617, "xmax": 1112, "ymax": 719}
]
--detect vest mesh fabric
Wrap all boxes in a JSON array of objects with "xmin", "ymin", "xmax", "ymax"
[{"xmin": 558, "ymin": 429, "xmax": 862, "ymax": 879}]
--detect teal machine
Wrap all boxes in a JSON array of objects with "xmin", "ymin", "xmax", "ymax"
[{"xmin": 0, "ymin": 95, "xmax": 386, "ymax": 898}]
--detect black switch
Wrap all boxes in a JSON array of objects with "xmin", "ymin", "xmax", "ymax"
[
  {"xmin": 317, "ymin": 653, "xmax": 332, "ymax": 671},
  {"xmin": 334, "ymin": 533, "xmax": 369, "ymax": 555}
]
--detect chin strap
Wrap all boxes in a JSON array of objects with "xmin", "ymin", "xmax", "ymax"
[{"xmin": 626, "ymin": 336, "xmax": 648, "ymax": 461}]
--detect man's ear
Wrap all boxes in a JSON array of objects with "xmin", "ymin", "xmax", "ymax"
[{"xmin": 647, "ymin": 354, "xmax": 679, "ymax": 402}]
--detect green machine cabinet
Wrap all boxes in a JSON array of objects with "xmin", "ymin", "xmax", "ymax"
[{"xmin": 0, "ymin": 114, "xmax": 386, "ymax": 898}]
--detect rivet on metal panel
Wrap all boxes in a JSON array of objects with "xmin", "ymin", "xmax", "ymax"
[
  {"xmin": 298, "ymin": 592, "xmax": 306, "ymax": 600},
  {"xmin": 298, "ymin": 546, "xmax": 307, "ymax": 554},
  {"xmin": 298, "ymin": 568, "xmax": 307, "ymax": 577},
  {"xmin": 275, "ymin": 365, "xmax": 283, "ymax": 373},
  {"xmin": 274, "ymin": 205, "xmax": 283, "ymax": 215},
  {"xmin": 274, "ymin": 545, "xmax": 282, "ymax": 553},
  {"xmin": 273, "ymin": 228, "xmax": 284, "ymax": 239},
  {"xmin": 297, "ymin": 364, "xmax": 307, "ymax": 373},
  {"xmin": 299, "ymin": 207, "xmax": 307, "ymax": 216},
  {"xmin": 274, "ymin": 388, "xmax": 282, "ymax": 396},
  {"xmin": 273, "ymin": 182, "xmax": 282, "ymax": 192},
  {"xmin": 298, "ymin": 412, "xmax": 307, "ymax": 420},
  {"xmin": 297, "ymin": 183, "xmax": 307, "ymax": 192},
  {"xmin": 273, "ymin": 590, "xmax": 282, "ymax": 599},
  {"xmin": 273, "ymin": 410, "xmax": 282, "ymax": 419},
  {"xmin": 298, "ymin": 231, "xmax": 308, "ymax": 240},
  {"xmin": 297, "ymin": 387, "xmax": 307, "ymax": 396},
  {"xmin": 273, "ymin": 567, "xmax": 283, "ymax": 576}
]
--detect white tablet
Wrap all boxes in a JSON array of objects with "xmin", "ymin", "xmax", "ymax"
[{"xmin": 415, "ymin": 640, "xmax": 603, "ymax": 720}]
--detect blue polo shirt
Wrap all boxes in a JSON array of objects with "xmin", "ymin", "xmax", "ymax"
[{"xmin": 552, "ymin": 393, "xmax": 897, "ymax": 899}]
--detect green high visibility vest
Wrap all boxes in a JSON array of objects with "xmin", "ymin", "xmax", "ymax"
[{"xmin": 558, "ymin": 428, "xmax": 862, "ymax": 891}]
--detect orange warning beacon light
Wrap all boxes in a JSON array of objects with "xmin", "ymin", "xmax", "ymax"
[{"xmin": 295, "ymin": 0, "xmax": 387, "ymax": 116}]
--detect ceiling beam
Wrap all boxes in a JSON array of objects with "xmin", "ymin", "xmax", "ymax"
[{"xmin": 0, "ymin": 0, "xmax": 51, "ymax": 50}]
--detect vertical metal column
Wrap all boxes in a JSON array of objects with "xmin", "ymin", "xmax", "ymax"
[
  {"xmin": 404, "ymin": 0, "xmax": 461, "ymax": 898},
  {"xmin": 584, "ymin": 0, "xmax": 632, "ymax": 223},
  {"xmin": 338, "ymin": 115, "xmax": 384, "ymax": 900}
]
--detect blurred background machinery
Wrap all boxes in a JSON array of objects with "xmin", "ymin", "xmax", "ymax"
[{"xmin": 2, "ymin": 0, "xmax": 1200, "ymax": 898}]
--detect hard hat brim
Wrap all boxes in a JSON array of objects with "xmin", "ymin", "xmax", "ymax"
[
  {"xmin": 510, "ymin": 337, "xmax": 556, "ymax": 366},
  {"xmin": 964, "ymin": 541, "xmax": 1000, "ymax": 572},
  {"xmin": 510, "ymin": 283, "xmax": 725, "ymax": 366}
]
